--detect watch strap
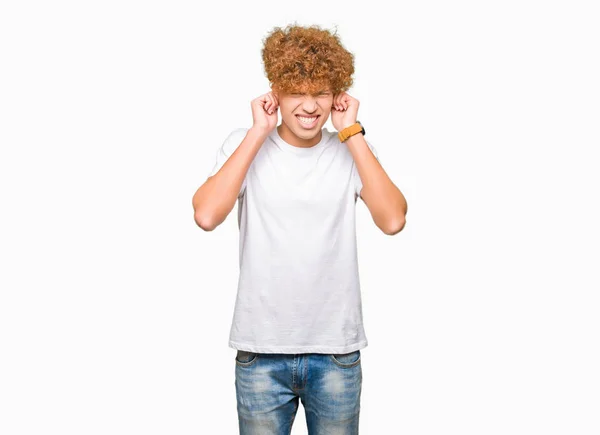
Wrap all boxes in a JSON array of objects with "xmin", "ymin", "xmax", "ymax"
[{"xmin": 338, "ymin": 121, "xmax": 365, "ymax": 142}]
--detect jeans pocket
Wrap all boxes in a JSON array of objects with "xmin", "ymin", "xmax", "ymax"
[
  {"xmin": 235, "ymin": 350, "xmax": 259, "ymax": 367},
  {"xmin": 330, "ymin": 349, "xmax": 361, "ymax": 368}
]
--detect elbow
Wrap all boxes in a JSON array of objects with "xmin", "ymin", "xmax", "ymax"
[
  {"xmin": 383, "ymin": 217, "xmax": 406, "ymax": 236},
  {"xmin": 194, "ymin": 211, "xmax": 217, "ymax": 232},
  {"xmin": 383, "ymin": 199, "xmax": 408, "ymax": 235},
  {"xmin": 192, "ymin": 191, "xmax": 231, "ymax": 232},
  {"xmin": 192, "ymin": 186, "xmax": 218, "ymax": 231}
]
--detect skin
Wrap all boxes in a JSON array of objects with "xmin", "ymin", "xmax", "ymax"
[
  {"xmin": 193, "ymin": 86, "xmax": 407, "ymax": 235},
  {"xmin": 258, "ymin": 85, "xmax": 356, "ymax": 148}
]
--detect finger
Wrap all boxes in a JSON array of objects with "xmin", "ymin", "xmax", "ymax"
[
  {"xmin": 261, "ymin": 93, "xmax": 272, "ymax": 112},
  {"xmin": 342, "ymin": 96, "xmax": 351, "ymax": 110},
  {"xmin": 256, "ymin": 94, "xmax": 269, "ymax": 110},
  {"xmin": 266, "ymin": 94, "xmax": 275, "ymax": 114}
]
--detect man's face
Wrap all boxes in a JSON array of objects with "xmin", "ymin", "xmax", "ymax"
[{"xmin": 274, "ymin": 86, "xmax": 334, "ymax": 141}]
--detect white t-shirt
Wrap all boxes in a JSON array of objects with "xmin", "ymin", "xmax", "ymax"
[{"xmin": 208, "ymin": 126, "xmax": 378, "ymax": 354}]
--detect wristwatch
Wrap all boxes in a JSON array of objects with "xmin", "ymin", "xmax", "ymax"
[{"xmin": 338, "ymin": 121, "xmax": 366, "ymax": 143}]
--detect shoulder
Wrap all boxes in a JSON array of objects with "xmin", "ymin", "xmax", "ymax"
[{"xmin": 221, "ymin": 127, "xmax": 250, "ymax": 154}]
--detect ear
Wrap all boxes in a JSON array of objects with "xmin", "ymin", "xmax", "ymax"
[{"xmin": 270, "ymin": 83, "xmax": 279, "ymax": 97}]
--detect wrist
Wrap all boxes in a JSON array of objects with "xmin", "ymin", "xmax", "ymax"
[
  {"xmin": 249, "ymin": 125, "xmax": 271, "ymax": 138},
  {"xmin": 337, "ymin": 121, "xmax": 365, "ymax": 143}
]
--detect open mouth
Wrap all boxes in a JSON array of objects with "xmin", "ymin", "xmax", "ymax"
[{"xmin": 296, "ymin": 115, "xmax": 320, "ymax": 129}]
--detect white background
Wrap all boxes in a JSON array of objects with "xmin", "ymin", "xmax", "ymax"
[{"xmin": 1, "ymin": 0, "xmax": 599, "ymax": 434}]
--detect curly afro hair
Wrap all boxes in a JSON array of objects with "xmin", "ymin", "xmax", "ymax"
[{"xmin": 261, "ymin": 24, "xmax": 355, "ymax": 96}]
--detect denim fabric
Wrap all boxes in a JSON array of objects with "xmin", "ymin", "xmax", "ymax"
[{"xmin": 234, "ymin": 350, "xmax": 362, "ymax": 434}]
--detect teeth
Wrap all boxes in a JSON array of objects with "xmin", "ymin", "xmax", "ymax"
[{"xmin": 298, "ymin": 116, "xmax": 318, "ymax": 124}]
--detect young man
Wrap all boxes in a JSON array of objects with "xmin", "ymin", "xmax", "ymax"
[{"xmin": 192, "ymin": 24, "xmax": 407, "ymax": 435}]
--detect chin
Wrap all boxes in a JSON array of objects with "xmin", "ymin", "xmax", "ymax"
[{"xmin": 294, "ymin": 127, "xmax": 320, "ymax": 138}]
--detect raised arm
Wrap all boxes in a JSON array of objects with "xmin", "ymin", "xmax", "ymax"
[
  {"xmin": 192, "ymin": 127, "xmax": 267, "ymax": 231},
  {"xmin": 192, "ymin": 91, "xmax": 279, "ymax": 231}
]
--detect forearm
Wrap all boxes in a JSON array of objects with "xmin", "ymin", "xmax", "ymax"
[
  {"xmin": 346, "ymin": 133, "xmax": 408, "ymax": 234},
  {"xmin": 192, "ymin": 127, "xmax": 267, "ymax": 230}
]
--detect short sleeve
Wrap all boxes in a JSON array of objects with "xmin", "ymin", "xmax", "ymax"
[
  {"xmin": 353, "ymin": 139, "xmax": 379, "ymax": 199},
  {"xmin": 208, "ymin": 128, "xmax": 249, "ymax": 198}
]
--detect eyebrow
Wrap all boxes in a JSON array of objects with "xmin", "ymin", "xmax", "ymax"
[{"xmin": 292, "ymin": 90, "xmax": 330, "ymax": 94}]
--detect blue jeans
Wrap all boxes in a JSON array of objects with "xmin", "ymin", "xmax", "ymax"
[{"xmin": 234, "ymin": 350, "xmax": 363, "ymax": 434}]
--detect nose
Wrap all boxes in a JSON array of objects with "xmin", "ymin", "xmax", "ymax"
[{"xmin": 301, "ymin": 98, "xmax": 319, "ymax": 112}]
